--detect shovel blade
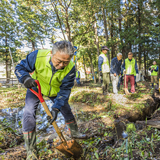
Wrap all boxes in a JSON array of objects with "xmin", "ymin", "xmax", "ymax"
[{"xmin": 56, "ymin": 139, "xmax": 83, "ymax": 158}]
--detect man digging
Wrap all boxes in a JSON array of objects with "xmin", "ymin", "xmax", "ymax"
[{"xmin": 15, "ymin": 41, "xmax": 86, "ymax": 160}]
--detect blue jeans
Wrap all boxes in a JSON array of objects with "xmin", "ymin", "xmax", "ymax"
[{"xmin": 23, "ymin": 87, "xmax": 74, "ymax": 132}]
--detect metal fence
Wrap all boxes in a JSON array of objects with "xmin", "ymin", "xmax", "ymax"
[{"xmin": 0, "ymin": 78, "xmax": 22, "ymax": 87}]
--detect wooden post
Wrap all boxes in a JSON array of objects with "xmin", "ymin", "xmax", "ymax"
[{"xmin": 159, "ymin": 78, "xmax": 160, "ymax": 93}]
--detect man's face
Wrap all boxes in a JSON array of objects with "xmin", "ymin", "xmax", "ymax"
[
  {"xmin": 128, "ymin": 53, "xmax": 133, "ymax": 60},
  {"xmin": 102, "ymin": 50, "xmax": 108, "ymax": 54},
  {"xmin": 153, "ymin": 61, "xmax": 156, "ymax": 65},
  {"xmin": 117, "ymin": 55, "xmax": 122, "ymax": 61},
  {"xmin": 51, "ymin": 51, "xmax": 71, "ymax": 70}
]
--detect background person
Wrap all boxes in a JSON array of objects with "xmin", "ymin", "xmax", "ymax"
[
  {"xmin": 122, "ymin": 52, "xmax": 138, "ymax": 93},
  {"xmin": 98, "ymin": 46, "xmax": 110, "ymax": 95},
  {"xmin": 110, "ymin": 53, "xmax": 122, "ymax": 94},
  {"xmin": 149, "ymin": 61, "xmax": 159, "ymax": 88}
]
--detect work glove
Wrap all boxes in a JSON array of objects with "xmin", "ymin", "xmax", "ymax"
[
  {"xmin": 100, "ymin": 72, "xmax": 103, "ymax": 77},
  {"xmin": 23, "ymin": 76, "xmax": 37, "ymax": 88},
  {"xmin": 47, "ymin": 108, "xmax": 59, "ymax": 124}
]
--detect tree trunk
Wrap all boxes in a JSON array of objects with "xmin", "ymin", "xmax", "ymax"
[
  {"xmin": 5, "ymin": 57, "xmax": 9, "ymax": 83},
  {"xmin": 146, "ymin": 46, "xmax": 149, "ymax": 76},
  {"xmin": 5, "ymin": 37, "xmax": 9, "ymax": 83},
  {"xmin": 103, "ymin": 7, "xmax": 111, "ymax": 80},
  {"xmin": 118, "ymin": 0, "xmax": 125, "ymax": 59},
  {"xmin": 32, "ymin": 41, "xmax": 35, "ymax": 51},
  {"xmin": 111, "ymin": 9, "xmax": 114, "ymax": 59},
  {"xmin": 144, "ymin": 49, "xmax": 146, "ymax": 76},
  {"xmin": 102, "ymin": 8, "xmax": 108, "ymax": 43},
  {"xmin": 93, "ymin": 17, "xmax": 100, "ymax": 83},
  {"xmin": 89, "ymin": 53, "xmax": 96, "ymax": 83},
  {"xmin": 82, "ymin": 54, "xmax": 87, "ymax": 80},
  {"xmin": 138, "ymin": 1, "xmax": 142, "ymax": 70},
  {"xmin": 65, "ymin": 7, "xmax": 71, "ymax": 41}
]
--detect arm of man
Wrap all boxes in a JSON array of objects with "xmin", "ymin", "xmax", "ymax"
[
  {"xmin": 98, "ymin": 56, "xmax": 103, "ymax": 72},
  {"xmin": 119, "ymin": 60, "xmax": 122, "ymax": 75},
  {"xmin": 135, "ymin": 61, "xmax": 139, "ymax": 74},
  {"xmin": 155, "ymin": 66, "xmax": 159, "ymax": 72},
  {"xmin": 122, "ymin": 60, "xmax": 125, "ymax": 70},
  {"xmin": 52, "ymin": 66, "xmax": 76, "ymax": 110},
  {"xmin": 15, "ymin": 50, "xmax": 38, "ymax": 83},
  {"xmin": 121, "ymin": 60, "xmax": 125, "ymax": 75}
]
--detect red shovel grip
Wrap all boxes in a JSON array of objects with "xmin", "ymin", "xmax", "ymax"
[{"xmin": 29, "ymin": 80, "xmax": 44, "ymax": 103}]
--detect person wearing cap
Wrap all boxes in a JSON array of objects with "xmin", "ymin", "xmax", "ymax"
[
  {"xmin": 122, "ymin": 52, "xmax": 138, "ymax": 93},
  {"xmin": 98, "ymin": 46, "xmax": 110, "ymax": 95},
  {"xmin": 110, "ymin": 53, "xmax": 122, "ymax": 94},
  {"xmin": 15, "ymin": 41, "xmax": 86, "ymax": 160},
  {"xmin": 149, "ymin": 61, "xmax": 159, "ymax": 88}
]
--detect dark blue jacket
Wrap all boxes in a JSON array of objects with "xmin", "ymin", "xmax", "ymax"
[
  {"xmin": 15, "ymin": 50, "xmax": 75, "ymax": 110},
  {"xmin": 121, "ymin": 58, "xmax": 139, "ymax": 75},
  {"xmin": 110, "ymin": 57, "xmax": 122, "ymax": 75}
]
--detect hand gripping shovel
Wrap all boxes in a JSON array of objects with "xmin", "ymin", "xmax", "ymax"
[{"xmin": 30, "ymin": 80, "xmax": 83, "ymax": 159}]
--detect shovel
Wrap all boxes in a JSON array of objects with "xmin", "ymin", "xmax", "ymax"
[{"xmin": 30, "ymin": 80, "xmax": 83, "ymax": 158}]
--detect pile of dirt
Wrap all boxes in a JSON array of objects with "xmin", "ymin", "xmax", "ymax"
[{"xmin": 70, "ymin": 90, "xmax": 107, "ymax": 105}]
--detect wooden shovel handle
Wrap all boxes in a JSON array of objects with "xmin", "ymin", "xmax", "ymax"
[{"xmin": 30, "ymin": 80, "xmax": 67, "ymax": 145}]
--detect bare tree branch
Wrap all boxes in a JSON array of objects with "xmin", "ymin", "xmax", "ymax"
[{"xmin": 50, "ymin": 0, "xmax": 66, "ymax": 40}]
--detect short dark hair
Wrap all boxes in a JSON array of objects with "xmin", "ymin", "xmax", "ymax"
[{"xmin": 128, "ymin": 52, "xmax": 133, "ymax": 55}]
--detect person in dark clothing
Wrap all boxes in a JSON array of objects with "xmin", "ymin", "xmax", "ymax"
[
  {"xmin": 110, "ymin": 53, "xmax": 122, "ymax": 94},
  {"xmin": 15, "ymin": 41, "xmax": 86, "ymax": 160}
]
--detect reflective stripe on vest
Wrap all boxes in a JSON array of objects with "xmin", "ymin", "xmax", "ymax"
[
  {"xmin": 125, "ymin": 58, "xmax": 136, "ymax": 75},
  {"xmin": 99, "ymin": 52, "xmax": 110, "ymax": 73},
  {"xmin": 151, "ymin": 65, "xmax": 158, "ymax": 76},
  {"xmin": 32, "ymin": 50, "xmax": 74, "ymax": 97}
]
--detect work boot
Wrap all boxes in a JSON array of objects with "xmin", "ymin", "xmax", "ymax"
[
  {"xmin": 23, "ymin": 129, "xmax": 37, "ymax": 160},
  {"xmin": 66, "ymin": 119, "xmax": 87, "ymax": 139}
]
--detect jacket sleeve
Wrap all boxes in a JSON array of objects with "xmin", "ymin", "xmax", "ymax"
[
  {"xmin": 15, "ymin": 50, "xmax": 38, "ymax": 83},
  {"xmin": 98, "ymin": 56, "xmax": 103, "ymax": 72},
  {"xmin": 155, "ymin": 66, "xmax": 159, "ymax": 72},
  {"xmin": 52, "ymin": 66, "xmax": 76, "ymax": 110},
  {"xmin": 135, "ymin": 61, "xmax": 139, "ymax": 74},
  {"xmin": 121, "ymin": 60, "xmax": 125, "ymax": 75}
]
